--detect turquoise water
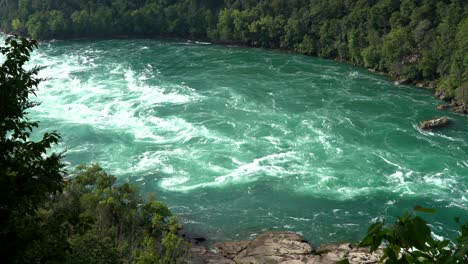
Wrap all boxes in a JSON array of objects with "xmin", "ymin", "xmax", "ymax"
[{"xmin": 19, "ymin": 37, "xmax": 468, "ymax": 244}]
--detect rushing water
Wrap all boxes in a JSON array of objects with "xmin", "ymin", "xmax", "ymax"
[{"xmin": 9, "ymin": 36, "xmax": 468, "ymax": 244}]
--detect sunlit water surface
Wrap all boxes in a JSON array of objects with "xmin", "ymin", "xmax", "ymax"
[{"xmin": 6, "ymin": 35, "xmax": 467, "ymax": 244}]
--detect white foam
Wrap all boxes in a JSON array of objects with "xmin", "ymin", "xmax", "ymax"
[
  {"xmin": 388, "ymin": 171, "xmax": 405, "ymax": 184},
  {"xmin": 160, "ymin": 151, "xmax": 299, "ymax": 191},
  {"xmin": 29, "ymin": 49, "xmax": 206, "ymax": 147},
  {"xmin": 289, "ymin": 217, "xmax": 311, "ymax": 222},
  {"xmin": 379, "ymin": 155, "xmax": 405, "ymax": 170},
  {"xmin": 160, "ymin": 176, "xmax": 190, "ymax": 188},
  {"xmin": 413, "ymin": 123, "xmax": 464, "ymax": 143}
]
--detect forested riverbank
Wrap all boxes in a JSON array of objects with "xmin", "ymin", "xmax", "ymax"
[
  {"xmin": 1, "ymin": 1, "xmax": 468, "ymax": 262},
  {"xmin": 0, "ymin": 0, "xmax": 467, "ymax": 107}
]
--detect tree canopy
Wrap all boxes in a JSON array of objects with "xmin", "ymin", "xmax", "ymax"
[
  {"xmin": 0, "ymin": 0, "xmax": 466, "ymax": 101},
  {"xmin": 0, "ymin": 35, "xmax": 64, "ymax": 262}
]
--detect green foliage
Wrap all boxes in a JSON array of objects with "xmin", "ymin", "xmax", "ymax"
[
  {"xmin": 20, "ymin": 164, "xmax": 189, "ymax": 263},
  {"xmin": 0, "ymin": 35, "xmax": 64, "ymax": 263},
  {"xmin": 1, "ymin": 0, "xmax": 466, "ymax": 100},
  {"xmin": 0, "ymin": 36, "xmax": 188, "ymax": 263},
  {"xmin": 459, "ymin": 83, "xmax": 468, "ymax": 107},
  {"xmin": 296, "ymin": 35, "xmax": 316, "ymax": 55},
  {"xmin": 360, "ymin": 206, "xmax": 467, "ymax": 263}
]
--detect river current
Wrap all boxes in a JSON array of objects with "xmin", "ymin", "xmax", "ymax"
[{"xmin": 10, "ymin": 36, "xmax": 468, "ymax": 244}]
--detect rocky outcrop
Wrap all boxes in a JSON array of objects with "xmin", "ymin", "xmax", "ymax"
[
  {"xmin": 394, "ymin": 78, "xmax": 411, "ymax": 85},
  {"xmin": 434, "ymin": 90, "xmax": 454, "ymax": 102},
  {"xmin": 453, "ymin": 105, "xmax": 467, "ymax": 114},
  {"xmin": 420, "ymin": 116, "xmax": 450, "ymax": 130},
  {"xmin": 415, "ymin": 81, "xmax": 435, "ymax": 89},
  {"xmin": 436, "ymin": 104, "xmax": 451, "ymax": 110},
  {"xmin": 309, "ymin": 243, "xmax": 383, "ymax": 264},
  {"xmin": 187, "ymin": 231, "xmax": 383, "ymax": 264}
]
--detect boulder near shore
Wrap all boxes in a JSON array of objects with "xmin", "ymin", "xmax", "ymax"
[
  {"xmin": 187, "ymin": 231, "xmax": 383, "ymax": 264},
  {"xmin": 420, "ymin": 116, "xmax": 450, "ymax": 130}
]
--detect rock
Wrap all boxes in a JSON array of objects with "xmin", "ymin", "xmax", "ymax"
[
  {"xmin": 436, "ymin": 104, "xmax": 450, "ymax": 110},
  {"xmin": 178, "ymin": 229, "xmax": 207, "ymax": 245},
  {"xmin": 243, "ymin": 231, "xmax": 313, "ymax": 256},
  {"xmin": 187, "ymin": 245, "xmax": 235, "ymax": 264},
  {"xmin": 315, "ymin": 243, "xmax": 383, "ymax": 264},
  {"xmin": 188, "ymin": 231, "xmax": 383, "ymax": 264},
  {"xmin": 394, "ymin": 78, "xmax": 411, "ymax": 85},
  {"xmin": 367, "ymin": 69, "xmax": 386, "ymax": 76},
  {"xmin": 415, "ymin": 81, "xmax": 435, "ymax": 89},
  {"xmin": 213, "ymin": 241, "xmax": 250, "ymax": 259},
  {"xmin": 416, "ymin": 81, "xmax": 425, "ymax": 88},
  {"xmin": 454, "ymin": 105, "xmax": 467, "ymax": 114},
  {"xmin": 434, "ymin": 90, "xmax": 453, "ymax": 101},
  {"xmin": 223, "ymin": 232, "xmax": 313, "ymax": 264},
  {"xmin": 449, "ymin": 99, "xmax": 459, "ymax": 107},
  {"xmin": 401, "ymin": 54, "xmax": 420, "ymax": 64},
  {"xmin": 420, "ymin": 116, "xmax": 450, "ymax": 130}
]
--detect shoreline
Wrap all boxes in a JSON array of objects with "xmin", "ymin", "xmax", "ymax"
[{"xmin": 1, "ymin": 31, "xmax": 465, "ymax": 114}]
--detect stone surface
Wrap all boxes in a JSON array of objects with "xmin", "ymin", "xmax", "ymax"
[
  {"xmin": 420, "ymin": 116, "xmax": 450, "ymax": 130},
  {"xmin": 436, "ymin": 104, "xmax": 450, "ymax": 110},
  {"xmin": 415, "ymin": 81, "xmax": 435, "ymax": 89},
  {"xmin": 394, "ymin": 78, "xmax": 411, "ymax": 85},
  {"xmin": 242, "ymin": 231, "xmax": 313, "ymax": 256},
  {"xmin": 434, "ymin": 90, "xmax": 454, "ymax": 101},
  {"xmin": 214, "ymin": 241, "xmax": 250, "ymax": 259},
  {"xmin": 186, "ymin": 231, "xmax": 382, "ymax": 264},
  {"xmin": 187, "ymin": 245, "xmax": 235, "ymax": 264},
  {"xmin": 316, "ymin": 243, "xmax": 382, "ymax": 264},
  {"xmin": 454, "ymin": 105, "xmax": 467, "ymax": 114}
]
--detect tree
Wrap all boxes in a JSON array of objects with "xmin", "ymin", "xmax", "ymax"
[
  {"xmin": 360, "ymin": 206, "xmax": 467, "ymax": 263},
  {"xmin": 0, "ymin": 36, "xmax": 64, "ymax": 262},
  {"xmin": 459, "ymin": 83, "xmax": 468, "ymax": 113}
]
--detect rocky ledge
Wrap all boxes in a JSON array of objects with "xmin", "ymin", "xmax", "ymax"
[{"xmin": 187, "ymin": 231, "xmax": 382, "ymax": 264}]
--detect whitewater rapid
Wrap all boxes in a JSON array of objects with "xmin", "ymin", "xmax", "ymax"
[{"xmin": 13, "ymin": 37, "xmax": 467, "ymax": 243}]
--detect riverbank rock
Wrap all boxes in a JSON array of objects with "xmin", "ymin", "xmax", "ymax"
[
  {"xmin": 178, "ymin": 229, "xmax": 207, "ymax": 245},
  {"xmin": 434, "ymin": 90, "xmax": 454, "ymax": 101},
  {"xmin": 436, "ymin": 104, "xmax": 450, "ymax": 110},
  {"xmin": 420, "ymin": 116, "xmax": 450, "ymax": 130},
  {"xmin": 394, "ymin": 78, "xmax": 411, "ymax": 85},
  {"xmin": 454, "ymin": 105, "xmax": 467, "ymax": 114},
  {"xmin": 187, "ymin": 231, "xmax": 382, "ymax": 264},
  {"xmin": 416, "ymin": 81, "xmax": 436, "ymax": 89}
]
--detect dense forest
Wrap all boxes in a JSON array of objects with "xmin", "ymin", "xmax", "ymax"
[{"xmin": 0, "ymin": 0, "xmax": 467, "ymax": 105}]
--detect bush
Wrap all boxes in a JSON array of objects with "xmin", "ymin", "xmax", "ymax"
[{"xmin": 360, "ymin": 206, "xmax": 467, "ymax": 263}]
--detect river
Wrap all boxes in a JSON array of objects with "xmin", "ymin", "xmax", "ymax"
[{"xmin": 16, "ymin": 37, "xmax": 468, "ymax": 244}]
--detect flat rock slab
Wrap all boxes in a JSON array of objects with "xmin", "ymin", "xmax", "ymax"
[
  {"xmin": 314, "ymin": 243, "xmax": 383, "ymax": 264},
  {"xmin": 187, "ymin": 231, "xmax": 382, "ymax": 264},
  {"xmin": 242, "ymin": 231, "xmax": 313, "ymax": 256}
]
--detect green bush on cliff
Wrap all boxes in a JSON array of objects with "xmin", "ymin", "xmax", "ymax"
[
  {"xmin": 360, "ymin": 206, "xmax": 467, "ymax": 263},
  {"xmin": 0, "ymin": 35, "xmax": 188, "ymax": 263},
  {"xmin": 36, "ymin": 164, "xmax": 189, "ymax": 264}
]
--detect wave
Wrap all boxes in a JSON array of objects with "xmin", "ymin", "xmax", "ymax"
[{"xmin": 22, "ymin": 39, "xmax": 467, "ymax": 234}]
